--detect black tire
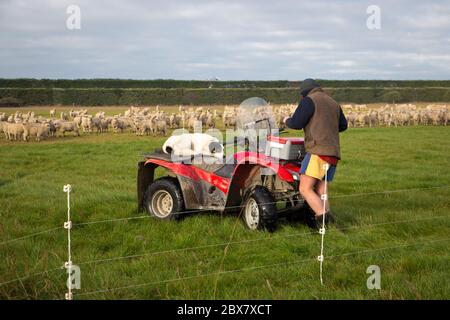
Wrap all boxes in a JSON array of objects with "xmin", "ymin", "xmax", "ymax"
[
  {"xmin": 243, "ymin": 186, "xmax": 277, "ymax": 232},
  {"xmin": 143, "ymin": 177, "xmax": 185, "ymax": 220}
]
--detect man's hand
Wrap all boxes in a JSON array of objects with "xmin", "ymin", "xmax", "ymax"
[{"xmin": 283, "ymin": 116, "xmax": 290, "ymax": 124}]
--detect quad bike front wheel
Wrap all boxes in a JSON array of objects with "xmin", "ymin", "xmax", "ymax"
[
  {"xmin": 144, "ymin": 177, "xmax": 184, "ymax": 220},
  {"xmin": 243, "ymin": 186, "xmax": 277, "ymax": 232}
]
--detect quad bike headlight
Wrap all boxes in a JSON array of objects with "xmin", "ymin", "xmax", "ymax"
[{"xmin": 287, "ymin": 169, "xmax": 300, "ymax": 181}]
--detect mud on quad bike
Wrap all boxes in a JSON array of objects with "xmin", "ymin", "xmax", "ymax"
[{"xmin": 137, "ymin": 98, "xmax": 311, "ymax": 232}]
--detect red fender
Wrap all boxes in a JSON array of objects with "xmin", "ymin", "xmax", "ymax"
[
  {"xmin": 233, "ymin": 151, "xmax": 295, "ymax": 183},
  {"xmin": 144, "ymin": 159, "xmax": 230, "ymax": 194}
]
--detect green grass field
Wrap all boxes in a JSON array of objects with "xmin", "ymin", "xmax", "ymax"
[{"xmin": 0, "ymin": 125, "xmax": 449, "ymax": 299}]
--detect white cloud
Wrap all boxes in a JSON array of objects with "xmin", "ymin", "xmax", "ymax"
[{"xmin": 335, "ymin": 60, "xmax": 357, "ymax": 67}]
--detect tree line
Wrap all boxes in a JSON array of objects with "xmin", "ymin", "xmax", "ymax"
[
  {"xmin": 0, "ymin": 87, "xmax": 449, "ymax": 106},
  {"xmin": 1, "ymin": 78, "xmax": 450, "ymax": 89}
]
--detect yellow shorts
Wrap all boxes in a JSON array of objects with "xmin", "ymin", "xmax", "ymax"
[{"xmin": 300, "ymin": 153, "xmax": 337, "ymax": 181}]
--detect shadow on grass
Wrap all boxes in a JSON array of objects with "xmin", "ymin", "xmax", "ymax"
[{"xmin": 0, "ymin": 179, "xmax": 12, "ymax": 188}]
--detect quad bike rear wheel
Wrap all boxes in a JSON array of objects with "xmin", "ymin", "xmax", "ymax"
[
  {"xmin": 243, "ymin": 186, "xmax": 277, "ymax": 232},
  {"xmin": 144, "ymin": 177, "xmax": 184, "ymax": 220}
]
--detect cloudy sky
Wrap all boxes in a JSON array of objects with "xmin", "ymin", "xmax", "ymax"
[{"xmin": 0, "ymin": 0, "xmax": 449, "ymax": 80}]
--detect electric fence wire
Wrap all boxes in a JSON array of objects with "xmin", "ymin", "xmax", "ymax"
[
  {"xmin": 2, "ymin": 185, "xmax": 447, "ymax": 245},
  {"xmin": 0, "ymin": 185, "xmax": 448, "ymax": 291},
  {"xmin": 75, "ymin": 236, "xmax": 450, "ymax": 298},
  {"xmin": 1, "ymin": 213, "xmax": 448, "ymax": 288}
]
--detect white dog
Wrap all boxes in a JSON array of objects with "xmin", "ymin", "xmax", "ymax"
[{"xmin": 162, "ymin": 133, "xmax": 223, "ymax": 159}]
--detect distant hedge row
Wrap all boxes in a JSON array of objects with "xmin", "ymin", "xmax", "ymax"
[
  {"xmin": 0, "ymin": 87, "xmax": 449, "ymax": 106},
  {"xmin": 1, "ymin": 78, "xmax": 450, "ymax": 89}
]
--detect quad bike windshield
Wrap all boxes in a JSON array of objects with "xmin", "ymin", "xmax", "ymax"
[{"xmin": 235, "ymin": 97, "xmax": 278, "ymax": 153}]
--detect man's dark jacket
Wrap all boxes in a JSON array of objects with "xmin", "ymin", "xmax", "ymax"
[{"xmin": 286, "ymin": 87, "xmax": 347, "ymax": 159}]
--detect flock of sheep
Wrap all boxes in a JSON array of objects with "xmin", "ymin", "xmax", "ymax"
[
  {"xmin": 0, "ymin": 103, "xmax": 448, "ymax": 142},
  {"xmin": 0, "ymin": 106, "xmax": 222, "ymax": 142},
  {"xmin": 342, "ymin": 103, "xmax": 449, "ymax": 127}
]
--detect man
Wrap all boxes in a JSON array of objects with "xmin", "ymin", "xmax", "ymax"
[{"xmin": 284, "ymin": 78, "xmax": 347, "ymax": 229}]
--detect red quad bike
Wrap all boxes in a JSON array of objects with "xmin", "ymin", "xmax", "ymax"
[{"xmin": 137, "ymin": 98, "xmax": 310, "ymax": 232}]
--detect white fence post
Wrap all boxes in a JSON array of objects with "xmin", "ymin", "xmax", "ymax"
[
  {"xmin": 318, "ymin": 164, "xmax": 329, "ymax": 285},
  {"xmin": 63, "ymin": 184, "xmax": 73, "ymax": 300}
]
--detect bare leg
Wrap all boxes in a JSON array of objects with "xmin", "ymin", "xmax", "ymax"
[
  {"xmin": 299, "ymin": 174, "xmax": 323, "ymax": 216},
  {"xmin": 315, "ymin": 180, "xmax": 330, "ymax": 213}
]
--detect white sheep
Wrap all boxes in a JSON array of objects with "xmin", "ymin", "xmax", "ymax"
[
  {"xmin": 58, "ymin": 121, "xmax": 80, "ymax": 137},
  {"xmin": 23, "ymin": 123, "xmax": 50, "ymax": 142}
]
